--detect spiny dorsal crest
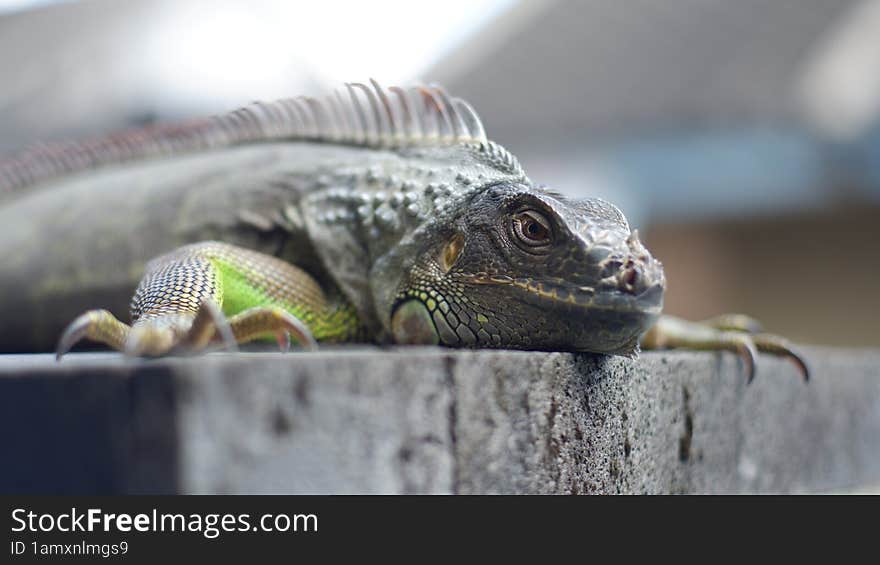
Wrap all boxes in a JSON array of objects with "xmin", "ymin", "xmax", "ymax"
[{"xmin": 0, "ymin": 79, "xmax": 522, "ymax": 196}]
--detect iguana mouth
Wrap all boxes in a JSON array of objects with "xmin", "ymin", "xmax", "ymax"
[{"xmin": 458, "ymin": 273, "xmax": 664, "ymax": 314}]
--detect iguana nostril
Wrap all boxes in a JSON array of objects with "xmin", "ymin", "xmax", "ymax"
[{"xmin": 621, "ymin": 267, "xmax": 639, "ymax": 293}]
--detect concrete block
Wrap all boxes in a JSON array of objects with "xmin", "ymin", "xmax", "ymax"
[{"xmin": 0, "ymin": 347, "xmax": 877, "ymax": 494}]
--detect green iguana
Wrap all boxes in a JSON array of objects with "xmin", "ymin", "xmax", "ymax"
[{"xmin": 0, "ymin": 80, "xmax": 807, "ymax": 382}]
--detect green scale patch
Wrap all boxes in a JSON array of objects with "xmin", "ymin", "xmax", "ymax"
[{"xmin": 210, "ymin": 257, "xmax": 360, "ymax": 342}]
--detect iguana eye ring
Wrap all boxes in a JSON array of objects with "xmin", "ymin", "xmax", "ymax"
[{"xmin": 512, "ymin": 210, "xmax": 552, "ymax": 248}]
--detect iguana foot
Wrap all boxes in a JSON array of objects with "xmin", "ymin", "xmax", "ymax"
[
  {"xmin": 54, "ymin": 241, "xmax": 359, "ymax": 359},
  {"xmin": 56, "ymin": 300, "xmax": 317, "ymax": 359},
  {"xmin": 125, "ymin": 301, "xmax": 317, "ymax": 356},
  {"xmin": 640, "ymin": 314, "xmax": 809, "ymax": 383}
]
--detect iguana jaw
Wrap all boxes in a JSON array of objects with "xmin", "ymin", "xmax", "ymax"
[
  {"xmin": 457, "ymin": 272, "xmax": 664, "ymax": 315},
  {"xmin": 390, "ymin": 266, "xmax": 665, "ymax": 355},
  {"xmin": 455, "ymin": 270, "xmax": 663, "ymax": 354}
]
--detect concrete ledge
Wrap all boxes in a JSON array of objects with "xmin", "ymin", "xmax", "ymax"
[{"xmin": 0, "ymin": 347, "xmax": 878, "ymax": 494}]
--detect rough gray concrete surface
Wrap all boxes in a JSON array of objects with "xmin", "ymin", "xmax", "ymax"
[{"xmin": 0, "ymin": 347, "xmax": 878, "ymax": 494}]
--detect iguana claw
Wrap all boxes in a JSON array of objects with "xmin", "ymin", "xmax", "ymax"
[
  {"xmin": 171, "ymin": 299, "xmax": 238, "ymax": 354},
  {"xmin": 226, "ymin": 305, "xmax": 318, "ymax": 351},
  {"xmin": 750, "ymin": 333, "xmax": 810, "ymax": 382},
  {"xmin": 56, "ymin": 309, "xmax": 130, "ymax": 360},
  {"xmin": 641, "ymin": 314, "xmax": 809, "ymax": 383}
]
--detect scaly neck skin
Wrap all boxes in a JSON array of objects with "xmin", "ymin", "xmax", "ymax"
[{"xmin": 298, "ymin": 143, "xmax": 528, "ymax": 340}]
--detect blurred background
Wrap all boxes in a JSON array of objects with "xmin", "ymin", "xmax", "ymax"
[{"xmin": 1, "ymin": 0, "xmax": 878, "ymax": 347}]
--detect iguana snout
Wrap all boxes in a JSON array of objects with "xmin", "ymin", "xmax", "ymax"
[{"xmin": 591, "ymin": 228, "xmax": 665, "ymax": 306}]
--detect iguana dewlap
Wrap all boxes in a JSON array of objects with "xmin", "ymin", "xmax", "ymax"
[{"xmin": 0, "ymin": 81, "xmax": 807, "ymax": 381}]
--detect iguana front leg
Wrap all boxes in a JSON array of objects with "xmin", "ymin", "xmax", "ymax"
[
  {"xmin": 56, "ymin": 242, "xmax": 360, "ymax": 358},
  {"xmin": 640, "ymin": 314, "xmax": 810, "ymax": 383}
]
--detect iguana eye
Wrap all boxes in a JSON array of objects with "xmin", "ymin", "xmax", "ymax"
[{"xmin": 512, "ymin": 210, "xmax": 552, "ymax": 248}]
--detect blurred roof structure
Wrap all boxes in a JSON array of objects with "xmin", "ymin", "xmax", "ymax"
[
  {"xmin": 432, "ymin": 0, "xmax": 865, "ymax": 139},
  {"xmin": 0, "ymin": 0, "xmax": 507, "ymax": 153},
  {"xmin": 428, "ymin": 0, "xmax": 880, "ymax": 223}
]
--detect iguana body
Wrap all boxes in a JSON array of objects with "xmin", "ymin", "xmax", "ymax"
[{"xmin": 0, "ymin": 81, "xmax": 806, "ymax": 380}]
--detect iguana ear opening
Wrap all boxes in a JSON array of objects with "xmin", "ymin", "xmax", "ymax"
[{"xmin": 440, "ymin": 233, "xmax": 465, "ymax": 273}]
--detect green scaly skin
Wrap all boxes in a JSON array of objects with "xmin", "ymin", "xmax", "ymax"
[{"xmin": 206, "ymin": 248, "xmax": 359, "ymax": 341}]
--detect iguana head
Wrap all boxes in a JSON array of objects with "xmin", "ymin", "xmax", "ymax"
[{"xmin": 391, "ymin": 182, "xmax": 665, "ymax": 355}]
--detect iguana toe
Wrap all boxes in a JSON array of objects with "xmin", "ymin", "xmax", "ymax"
[
  {"xmin": 226, "ymin": 305, "xmax": 318, "ymax": 351},
  {"xmin": 56, "ymin": 309, "xmax": 130, "ymax": 360}
]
